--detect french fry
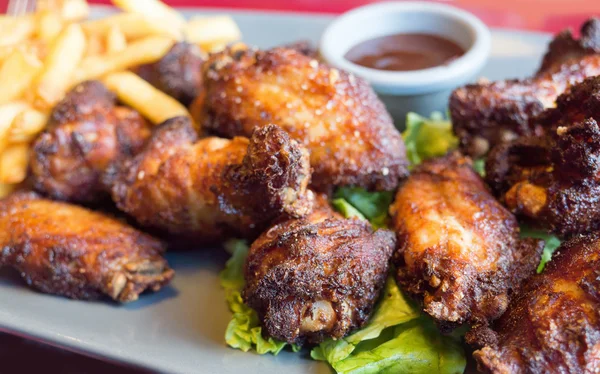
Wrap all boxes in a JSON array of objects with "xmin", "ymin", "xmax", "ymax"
[
  {"xmin": 0, "ymin": 143, "xmax": 29, "ymax": 184},
  {"xmin": 82, "ymin": 13, "xmax": 182, "ymax": 40},
  {"xmin": 9, "ymin": 108, "xmax": 48, "ymax": 144},
  {"xmin": 184, "ymin": 16, "xmax": 241, "ymax": 52},
  {"xmin": 0, "ymin": 15, "xmax": 36, "ymax": 47},
  {"xmin": 104, "ymin": 71, "xmax": 191, "ymax": 125},
  {"xmin": 36, "ymin": 0, "xmax": 90, "ymax": 22},
  {"xmin": 31, "ymin": 23, "xmax": 86, "ymax": 110},
  {"xmin": 0, "ymin": 50, "xmax": 42, "ymax": 105},
  {"xmin": 0, "ymin": 183, "xmax": 16, "ymax": 198},
  {"xmin": 106, "ymin": 25, "xmax": 127, "ymax": 54},
  {"xmin": 36, "ymin": 11, "xmax": 64, "ymax": 44},
  {"xmin": 112, "ymin": 0, "xmax": 186, "ymax": 30},
  {"xmin": 85, "ymin": 32, "xmax": 105, "ymax": 57},
  {"xmin": 74, "ymin": 36, "xmax": 174, "ymax": 83},
  {"xmin": 0, "ymin": 102, "xmax": 29, "ymax": 145}
]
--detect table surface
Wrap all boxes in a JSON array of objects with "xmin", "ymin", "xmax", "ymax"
[{"xmin": 1, "ymin": 1, "xmax": 599, "ymax": 373}]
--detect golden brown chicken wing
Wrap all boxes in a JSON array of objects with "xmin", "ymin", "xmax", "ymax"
[
  {"xmin": 486, "ymin": 76, "xmax": 600, "ymax": 237},
  {"xmin": 108, "ymin": 116, "xmax": 313, "ymax": 242},
  {"xmin": 467, "ymin": 232, "xmax": 600, "ymax": 374},
  {"xmin": 136, "ymin": 42, "xmax": 205, "ymax": 106},
  {"xmin": 243, "ymin": 195, "xmax": 395, "ymax": 345},
  {"xmin": 195, "ymin": 46, "xmax": 409, "ymax": 192},
  {"xmin": 0, "ymin": 192, "xmax": 173, "ymax": 302},
  {"xmin": 390, "ymin": 153, "xmax": 543, "ymax": 330},
  {"xmin": 450, "ymin": 18, "xmax": 600, "ymax": 157},
  {"xmin": 30, "ymin": 80, "xmax": 151, "ymax": 204}
]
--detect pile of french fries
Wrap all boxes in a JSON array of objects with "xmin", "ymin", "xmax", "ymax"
[{"xmin": 0, "ymin": 0, "xmax": 241, "ymax": 197}]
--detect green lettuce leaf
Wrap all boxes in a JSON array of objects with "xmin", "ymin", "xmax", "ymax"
[
  {"xmin": 519, "ymin": 227, "xmax": 561, "ymax": 273},
  {"xmin": 220, "ymin": 240, "xmax": 296, "ymax": 354},
  {"xmin": 312, "ymin": 279, "xmax": 466, "ymax": 374},
  {"xmin": 334, "ymin": 187, "xmax": 393, "ymax": 228},
  {"xmin": 402, "ymin": 112, "xmax": 458, "ymax": 167}
]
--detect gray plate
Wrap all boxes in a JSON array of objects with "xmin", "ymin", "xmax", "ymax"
[{"xmin": 0, "ymin": 6, "xmax": 551, "ymax": 374}]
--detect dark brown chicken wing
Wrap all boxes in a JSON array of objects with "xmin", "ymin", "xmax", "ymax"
[
  {"xmin": 108, "ymin": 116, "xmax": 313, "ymax": 242},
  {"xmin": 195, "ymin": 46, "xmax": 409, "ymax": 192},
  {"xmin": 0, "ymin": 192, "xmax": 173, "ymax": 302},
  {"xmin": 390, "ymin": 153, "xmax": 543, "ymax": 330},
  {"xmin": 486, "ymin": 76, "xmax": 600, "ymax": 237},
  {"xmin": 243, "ymin": 194, "xmax": 395, "ymax": 345},
  {"xmin": 135, "ymin": 42, "xmax": 205, "ymax": 106},
  {"xmin": 450, "ymin": 18, "xmax": 600, "ymax": 157},
  {"xmin": 467, "ymin": 232, "xmax": 600, "ymax": 374},
  {"xmin": 30, "ymin": 80, "xmax": 151, "ymax": 204}
]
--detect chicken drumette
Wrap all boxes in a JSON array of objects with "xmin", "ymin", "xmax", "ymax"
[
  {"xmin": 486, "ymin": 76, "xmax": 600, "ymax": 238},
  {"xmin": 390, "ymin": 153, "xmax": 543, "ymax": 330},
  {"xmin": 30, "ymin": 80, "xmax": 151, "ymax": 204},
  {"xmin": 243, "ymin": 195, "xmax": 395, "ymax": 345},
  {"xmin": 450, "ymin": 18, "xmax": 600, "ymax": 157},
  {"xmin": 0, "ymin": 192, "xmax": 173, "ymax": 302},
  {"xmin": 194, "ymin": 46, "xmax": 409, "ymax": 192},
  {"xmin": 468, "ymin": 232, "xmax": 600, "ymax": 374},
  {"xmin": 108, "ymin": 116, "xmax": 313, "ymax": 242}
]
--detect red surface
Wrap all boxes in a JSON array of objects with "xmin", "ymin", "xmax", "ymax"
[{"xmin": 0, "ymin": 0, "xmax": 599, "ymax": 373}]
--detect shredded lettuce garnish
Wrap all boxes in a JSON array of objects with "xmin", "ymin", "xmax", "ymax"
[
  {"xmin": 219, "ymin": 240, "xmax": 298, "ymax": 354},
  {"xmin": 402, "ymin": 112, "xmax": 458, "ymax": 167},
  {"xmin": 519, "ymin": 227, "xmax": 561, "ymax": 273},
  {"xmin": 333, "ymin": 187, "xmax": 393, "ymax": 228}
]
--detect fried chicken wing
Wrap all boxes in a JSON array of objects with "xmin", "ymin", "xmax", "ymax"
[
  {"xmin": 450, "ymin": 18, "xmax": 600, "ymax": 157},
  {"xmin": 195, "ymin": 46, "xmax": 409, "ymax": 192},
  {"xmin": 390, "ymin": 153, "xmax": 543, "ymax": 329},
  {"xmin": 108, "ymin": 116, "xmax": 313, "ymax": 242},
  {"xmin": 30, "ymin": 81, "xmax": 151, "ymax": 203},
  {"xmin": 486, "ymin": 76, "xmax": 600, "ymax": 237},
  {"xmin": 0, "ymin": 192, "xmax": 173, "ymax": 302},
  {"xmin": 243, "ymin": 195, "xmax": 395, "ymax": 345},
  {"xmin": 467, "ymin": 233, "xmax": 600, "ymax": 374},
  {"xmin": 136, "ymin": 42, "xmax": 205, "ymax": 106}
]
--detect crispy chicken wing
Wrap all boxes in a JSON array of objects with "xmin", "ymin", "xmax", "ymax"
[
  {"xmin": 136, "ymin": 42, "xmax": 205, "ymax": 106},
  {"xmin": 390, "ymin": 153, "xmax": 543, "ymax": 329},
  {"xmin": 450, "ymin": 18, "xmax": 600, "ymax": 157},
  {"xmin": 108, "ymin": 116, "xmax": 313, "ymax": 242},
  {"xmin": 243, "ymin": 195, "xmax": 395, "ymax": 345},
  {"xmin": 467, "ymin": 233, "xmax": 600, "ymax": 374},
  {"xmin": 0, "ymin": 192, "xmax": 173, "ymax": 302},
  {"xmin": 30, "ymin": 81, "xmax": 151, "ymax": 204},
  {"xmin": 486, "ymin": 76, "xmax": 600, "ymax": 237},
  {"xmin": 195, "ymin": 46, "xmax": 409, "ymax": 192}
]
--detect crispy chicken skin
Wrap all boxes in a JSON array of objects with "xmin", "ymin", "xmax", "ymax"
[
  {"xmin": 0, "ymin": 192, "xmax": 173, "ymax": 302},
  {"xmin": 390, "ymin": 153, "xmax": 543, "ymax": 330},
  {"xmin": 467, "ymin": 233, "xmax": 600, "ymax": 374},
  {"xmin": 30, "ymin": 81, "xmax": 151, "ymax": 204},
  {"xmin": 196, "ymin": 46, "xmax": 409, "ymax": 192},
  {"xmin": 450, "ymin": 18, "xmax": 600, "ymax": 157},
  {"xmin": 243, "ymin": 195, "xmax": 395, "ymax": 345},
  {"xmin": 136, "ymin": 42, "xmax": 205, "ymax": 106},
  {"xmin": 108, "ymin": 116, "xmax": 313, "ymax": 242},
  {"xmin": 486, "ymin": 76, "xmax": 600, "ymax": 237}
]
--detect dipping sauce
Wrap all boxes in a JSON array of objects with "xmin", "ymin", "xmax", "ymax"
[{"xmin": 344, "ymin": 33, "xmax": 465, "ymax": 71}]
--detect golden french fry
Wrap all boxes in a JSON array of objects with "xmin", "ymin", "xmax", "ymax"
[
  {"xmin": 74, "ymin": 36, "xmax": 174, "ymax": 83},
  {"xmin": 0, "ymin": 183, "xmax": 16, "ymax": 198},
  {"xmin": 36, "ymin": 0, "xmax": 90, "ymax": 22},
  {"xmin": 0, "ymin": 16, "xmax": 36, "ymax": 47},
  {"xmin": 0, "ymin": 143, "xmax": 29, "ymax": 184},
  {"xmin": 31, "ymin": 23, "xmax": 86, "ymax": 110},
  {"xmin": 104, "ymin": 71, "xmax": 190, "ymax": 125},
  {"xmin": 112, "ymin": 0, "xmax": 186, "ymax": 30},
  {"xmin": 0, "ymin": 102, "xmax": 29, "ymax": 149},
  {"xmin": 9, "ymin": 108, "xmax": 48, "ymax": 143},
  {"xmin": 36, "ymin": 11, "xmax": 64, "ymax": 44},
  {"xmin": 85, "ymin": 32, "xmax": 105, "ymax": 57},
  {"xmin": 0, "ymin": 50, "xmax": 42, "ymax": 105},
  {"xmin": 184, "ymin": 16, "xmax": 241, "ymax": 52},
  {"xmin": 106, "ymin": 25, "xmax": 127, "ymax": 54},
  {"xmin": 82, "ymin": 12, "xmax": 182, "ymax": 40}
]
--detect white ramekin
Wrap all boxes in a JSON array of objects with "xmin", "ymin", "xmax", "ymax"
[{"xmin": 319, "ymin": 1, "xmax": 491, "ymax": 121}]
